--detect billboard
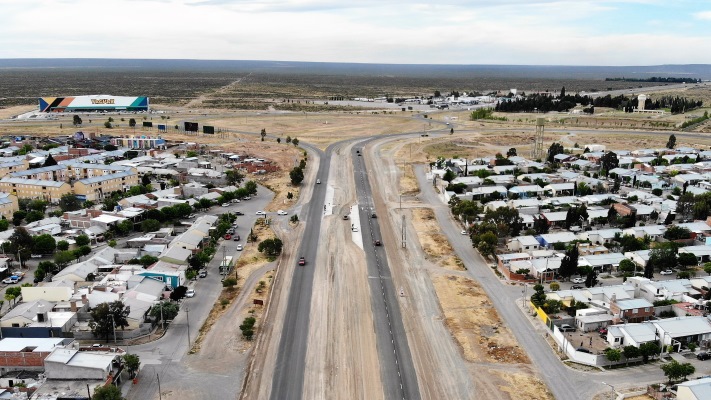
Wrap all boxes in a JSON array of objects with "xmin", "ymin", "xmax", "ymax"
[
  {"xmin": 157, "ymin": 124, "xmax": 166, "ymax": 132},
  {"xmin": 203, "ymin": 126, "xmax": 215, "ymax": 134},
  {"xmin": 143, "ymin": 121, "xmax": 153, "ymax": 128},
  {"xmin": 184, "ymin": 122, "xmax": 198, "ymax": 132},
  {"xmin": 39, "ymin": 95, "xmax": 149, "ymax": 112}
]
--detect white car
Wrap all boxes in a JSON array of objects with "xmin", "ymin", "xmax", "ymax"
[
  {"xmin": 185, "ymin": 289, "xmax": 195, "ymax": 298},
  {"xmin": 236, "ymin": 244, "xmax": 243, "ymax": 251},
  {"xmin": 660, "ymin": 269, "xmax": 674, "ymax": 275},
  {"xmin": 277, "ymin": 210, "xmax": 287, "ymax": 215},
  {"xmin": 461, "ymin": 230, "xmax": 468, "ymax": 235},
  {"xmin": 221, "ymin": 203, "xmax": 230, "ymax": 207},
  {"xmin": 256, "ymin": 211, "xmax": 266, "ymax": 215},
  {"xmin": 316, "ymin": 179, "xmax": 321, "ymax": 184},
  {"xmin": 571, "ymin": 277, "xmax": 585, "ymax": 284}
]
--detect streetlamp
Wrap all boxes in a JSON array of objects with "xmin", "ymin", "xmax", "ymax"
[
  {"xmin": 601, "ymin": 382, "xmax": 615, "ymax": 400},
  {"xmin": 520, "ymin": 283, "xmax": 528, "ymax": 308},
  {"xmin": 109, "ymin": 314, "xmax": 116, "ymax": 344}
]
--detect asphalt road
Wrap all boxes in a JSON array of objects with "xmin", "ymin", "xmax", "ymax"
[
  {"xmin": 125, "ymin": 187, "xmax": 274, "ymax": 400},
  {"xmin": 353, "ymin": 143, "xmax": 421, "ymax": 400},
  {"xmin": 269, "ymin": 143, "xmax": 330, "ymax": 400}
]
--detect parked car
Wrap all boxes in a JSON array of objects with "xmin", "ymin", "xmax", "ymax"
[
  {"xmin": 598, "ymin": 327, "xmax": 608, "ymax": 335},
  {"xmin": 461, "ymin": 230, "xmax": 468, "ymax": 235},
  {"xmin": 572, "ymin": 277, "xmax": 585, "ymax": 284},
  {"xmin": 244, "ymin": 196, "xmax": 251, "ymax": 200},
  {"xmin": 222, "ymin": 203, "xmax": 230, "ymax": 207},
  {"xmin": 256, "ymin": 211, "xmax": 266, "ymax": 216},
  {"xmin": 660, "ymin": 269, "xmax": 674, "ymax": 275},
  {"xmin": 371, "ymin": 213, "xmax": 377, "ymax": 218},
  {"xmin": 343, "ymin": 215, "xmax": 349, "ymax": 220},
  {"xmin": 559, "ymin": 324, "xmax": 576, "ymax": 332},
  {"xmin": 224, "ymin": 234, "xmax": 232, "ymax": 240},
  {"xmin": 236, "ymin": 244, "xmax": 243, "ymax": 251},
  {"xmin": 298, "ymin": 256, "xmax": 306, "ymax": 266},
  {"xmin": 233, "ymin": 235, "xmax": 241, "ymax": 241},
  {"xmin": 277, "ymin": 210, "xmax": 287, "ymax": 215},
  {"xmin": 186, "ymin": 289, "xmax": 195, "ymax": 298},
  {"xmin": 697, "ymin": 352, "xmax": 711, "ymax": 361},
  {"xmin": 352, "ymin": 226, "xmax": 359, "ymax": 232},
  {"xmin": 198, "ymin": 270, "xmax": 207, "ymax": 278},
  {"xmin": 316, "ymin": 179, "xmax": 321, "ymax": 184},
  {"xmin": 235, "ymin": 211, "xmax": 244, "ymax": 216},
  {"xmin": 231, "ymin": 199, "xmax": 240, "ymax": 203},
  {"xmin": 374, "ymin": 240, "xmax": 382, "ymax": 246},
  {"xmin": 571, "ymin": 285, "xmax": 584, "ymax": 290},
  {"xmin": 2, "ymin": 277, "xmax": 18, "ymax": 284}
]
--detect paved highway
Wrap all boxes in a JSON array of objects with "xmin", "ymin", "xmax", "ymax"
[
  {"xmin": 269, "ymin": 143, "xmax": 330, "ymax": 400},
  {"xmin": 353, "ymin": 143, "xmax": 421, "ymax": 400}
]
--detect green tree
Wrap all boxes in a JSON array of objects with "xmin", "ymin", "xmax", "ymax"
[
  {"xmin": 666, "ymin": 134, "xmax": 677, "ymax": 149},
  {"xmin": 292, "ymin": 138, "xmax": 299, "ymax": 146},
  {"xmin": 599, "ymin": 151, "xmax": 619, "ymax": 173},
  {"xmin": 648, "ymin": 243, "xmax": 678, "ymax": 277},
  {"xmin": 104, "ymin": 144, "xmax": 118, "ymax": 151},
  {"xmin": 92, "ymin": 384, "xmax": 123, "ymax": 400},
  {"xmin": 73, "ymin": 115, "xmax": 82, "ymax": 126},
  {"xmin": 476, "ymin": 231, "xmax": 498, "ymax": 258},
  {"xmin": 24, "ymin": 210, "xmax": 45, "ymax": 223},
  {"xmin": 661, "ymin": 360, "xmax": 694, "ymax": 384},
  {"xmin": 43, "ymin": 154, "xmax": 58, "ymax": 167},
  {"xmin": 547, "ymin": 142, "xmax": 564, "ymax": 163},
  {"xmin": 678, "ymin": 252, "xmax": 698, "ymax": 268},
  {"xmin": 559, "ymin": 245, "xmax": 579, "ymax": 280},
  {"xmin": 0, "ymin": 219, "xmax": 8, "ymax": 232},
  {"xmin": 59, "ymin": 193, "xmax": 82, "ymax": 212},
  {"xmin": 57, "ymin": 240, "xmax": 69, "ymax": 251},
  {"xmin": 138, "ymin": 255, "xmax": 158, "ymax": 267},
  {"xmin": 549, "ymin": 282, "xmax": 560, "ymax": 291},
  {"xmin": 129, "ymin": 118, "xmax": 136, "ymax": 128},
  {"xmin": 225, "ymin": 170, "xmax": 245, "ymax": 186},
  {"xmin": 289, "ymin": 167, "xmax": 304, "ymax": 185},
  {"xmin": 141, "ymin": 219, "xmax": 161, "ymax": 233},
  {"xmin": 622, "ymin": 345, "xmax": 641, "ymax": 365},
  {"xmin": 704, "ymin": 262, "xmax": 711, "ymax": 275},
  {"xmin": 605, "ymin": 348, "xmax": 622, "ymax": 364},
  {"xmin": 664, "ymin": 225, "xmax": 691, "ymax": 241},
  {"xmin": 640, "ymin": 342, "xmax": 660, "ymax": 363},
  {"xmin": 89, "ymin": 301, "xmax": 130, "ymax": 342},
  {"xmin": 9, "ymin": 227, "xmax": 34, "ymax": 266},
  {"xmin": 32, "ymin": 234, "xmax": 56, "ymax": 255},
  {"xmin": 5, "ymin": 287, "xmax": 21, "ymax": 305},
  {"xmin": 240, "ymin": 316, "xmax": 256, "ymax": 340},
  {"xmin": 530, "ymin": 284, "xmax": 546, "ymax": 307},
  {"xmin": 585, "ymin": 269, "xmax": 599, "ymax": 288},
  {"xmin": 54, "ymin": 250, "xmax": 76, "ymax": 269},
  {"xmin": 150, "ymin": 301, "xmax": 179, "ymax": 322},
  {"xmin": 258, "ymin": 238, "xmax": 283, "ymax": 257},
  {"xmin": 75, "ymin": 234, "xmax": 90, "ymax": 247},
  {"xmin": 443, "ymin": 169, "xmax": 457, "ymax": 182},
  {"xmin": 618, "ymin": 259, "xmax": 636, "ymax": 274},
  {"xmin": 123, "ymin": 354, "xmax": 140, "ymax": 378},
  {"xmin": 222, "ymin": 278, "xmax": 238, "ymax": 289},
  {"xmin": 116, "ymin": 220, "xmax": 133, "ymax": 235}
]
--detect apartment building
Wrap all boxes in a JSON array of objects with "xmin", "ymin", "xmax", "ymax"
[
  {"xmin": 0, "ymin": 193, "xmax": 19, "ymax": 220},
  {"xmin": 0, "ymin": 159, "xmax": 28, "ymax": 178},
  {"xmin": 0, "ymin": 177, "xmax": 71, "ymax": 202},
  {"xmin": 73, "ymin": 171, "xmax": 139, "ymax": 202}
]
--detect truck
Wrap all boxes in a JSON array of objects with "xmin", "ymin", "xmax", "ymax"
[{"xmin": 219, "ymin": 256, "xmax": 233, "ymax": 274}]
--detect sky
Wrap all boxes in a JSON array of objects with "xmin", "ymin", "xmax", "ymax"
[{"xmin": 1, "ymin": 0, "xmax": 710, "ymax": 65}]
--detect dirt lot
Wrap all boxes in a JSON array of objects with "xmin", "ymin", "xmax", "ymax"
[{"xmin": 411, "ymin": 208, "xmax": 464, "ymax": 271}]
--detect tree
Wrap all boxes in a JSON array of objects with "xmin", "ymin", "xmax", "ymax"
[
  {"xmin": 129, "ymin": 118, "xmax": 136, "ymax": 128},
  {"xmin": 123, "ymin": 354, "xmax": 140, "ymax": 378},
  {"xmin": 704, "ymin": 262, "xmax": 711, "ymax": 275},
  {"xmin": 92, "ymin": 384, "xmax": 123, "ymax": 400},
  {"xmin": 605, "ymin": 348, "xmax": 622, "ymax": 364},
  {"xmin": 104, "ymin": 144, "xmax": 118, "ymax": 151},
  {"xmin": 258, "ymin": 238, "xmax": 283, "ymax": 257},
  {"xmin": 116, "ymin": 220, "xmax": 133, "ymax": 235},
  {"xmin": 533, "ymin": 216, "xmax": 549, "ymax": 234},
  {"xmin": 150, "ymin": 301, "xmax": 179, "ymax": 322},
  {"xmin": 666, "ymin": 134, "xmax": 677, "ymax": 149},
  {"xmin": 292, "ymin": 138, "xmax": 299, "ymax": 146},
  {"xmin": 42, "ymin": 153, "xmax": 58, "ymax": 167},
  {"xmin": 547, "ymin": 142, "xmax": 564, "ymax": 163},
  {"xmin": 640, "ymin": 342, "xmax": 660, "ymax": 363},
  {"xmin": 442, "ymin": 169, "xmax": 457, "ymax": 182},
  {"xmin": 59, "ymin": 193, "xmax": 82, "ymax": 212},
  {"xmin": 585, "ymin": 269, "xmax": 599, "ymax": 288},
  {"xmin": 54, "ymin": 250, "xmax": 76, "ymax": 269},
  {"xmin": 5, "ymin": 287, "xmax": 21, "ymax": 305},
  {"xmin": 75, "ymin": 234, "xmax": 90, "ymax": 247},
  {"xmin": 599, "ymin": 151, "xmax": 619, "ymax": 173},
  {"xmin": 549, "ymin": 282, "xmax": 560, "ymax": 291},
  {"xmin": 661, "ymin": 360, "xmax": 694, "ymax": 384},
  {"xmin": 530, "ymin": 284, "xmax": 546, "ymax": 307},
  {"xmin": 225, "ymin": 170, "xmax": 245, "ymax": 186},
  {"xmin": 559, "ymin": 246, "xmax": 579, "ymax": 281},
  {"xmin": 240, "ymin": 316, "xmax": 256, "ymax": 340},
  {"xmin": 289, "ymin": 167, "xmax": 304, "ymax": 185},
  {"xmin": 506, "ymin": 148, "xmax": 517, "ymax": 158},
  {"xmin": 618, "ymin": 259, "xmax": 636, "ymax": 274},
  {"xmin": 104, "ymin": 121, "xmax": 113, "ymax": 129},
  {"xmin": 138, "ymin": 255, "xmax": 159, "ymax": 267},
  {"xmin": 664, "ymin": 225, "xmax": 691, "ymax": 240},
  {"xmin": 648, "ymin": 243, "xmax": 678, "ymax": 276},
  {"xmin": 32, "ymin": 234, "xmax": 56, "ymax": 255},
  {"xmin": 0, "ymin": 219, "xmax": 8, "ymax": 232},
  {"xmin": 476, "ymin": 231, "xmax": 498, "ymax": 258},
  {"xmin": 9, "ymin": 227, "xmax": 33, "ymax": 266},
  {"xmin": 73, "ymin": 115, "xmax": 83, "ymax": 126},
  {"xmin": 89, "ymin": 301, "xmax": 130, "ymax": 342},
  {"xmin": 24, "ymin": 210, "xmax": 45, "ymax": 223},
  {"xmin": 170, "ymin": 286, "xmax": 188, "ymax": 301},
  {"xmin": 141, "ymin": 219, "xmax": 161, "ymax": 233},
  {"xmin": 260, "ymin": 128, "xmax": 267, "ymax": 141},
  {"xmin": 622, "ymin": 345, "xmax": 641, "ymax": 366},
  {"xmin": 57, "ymin": 240, "xmax": 69, "ymax": 251},
  {"xmin": 244, "ymin": 180, "xmax": 258, "ymax": 195},
  {"xmin": 35, "ymin": 261, "xmax": 56, "ymax": 282},
  {"xmin": 678, "ymin": 252, "xmax": 698, "ymax": 268},
  {"xmin": 222, "ymin": 278, "xmax": 237, "ymax": 289}
]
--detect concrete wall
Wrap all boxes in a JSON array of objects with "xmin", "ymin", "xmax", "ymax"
[{"xmin": 21, "ymin": 286, "xmax": 72, "ymax": 302}]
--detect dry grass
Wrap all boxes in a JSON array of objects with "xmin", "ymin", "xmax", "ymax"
[
  {"xmin": 493, "ymin": 371, "xmax": 554, "ymax": 400},
  {"xmin": 410, "ymin": 208, "xmax": 466, "ymax": 272},
  {"xmin": 400, "ymin": 163, "xmax": 419, "ymax": 196},
  {"xmin": 432, "ymin": 274, "xmax": 529, "ymax": 364}
]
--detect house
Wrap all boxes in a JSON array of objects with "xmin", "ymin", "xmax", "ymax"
[
  {"xmin": 679, "ymin": 246, "xmax": 711, "ymax": 264},
  {"xmin": 0, "ymin": 193, "xmax": 18, "ymax": 221},
  {"xmin": 655, "ymin": 316, "xmax": 711, "ymax": 349},
  {"xmin": 137, "ymin": 261, "xmax": 187, "ymax": 289},
  {"xmin": 579, "ymin": 253, "xmax": 627, "ymax": 272},
  {"xmin": 536, "ymin": 232, "xmax": 578, "ymax": 248},
  {"xmin": 0, "ymin": 337, "xmax": 72, "ymax": 372},
  {"xmin": 606, "ymin": 322, "xmax": 657, "ymax": 348},
  {"xmin": 540, "ymin": 212, "xmax": 568, "ymax": 228},
  {"xmin": 676, "ymin": 377, "xmax": 711, "ymax": 400},
  {"xmin": 508, "ymin": 185, "xmax": 545, "ymax": 199},
  {"xmin": 506, "ymin": 236, "xmax": 540, "ymax": 252},
  {"xmin": 610, "ymin": 298, "xmax": 654, "ymax": 323},
  {"xmin": 0, "ymin": 300, "xmax": 76, "ymax": 338},
  {"xmin": 43, "ymin": 346, "xmax": 126, "ymax": 382},
  {"xmin": 623, "ymin": 225, "xmax": 666, "ymax": 240},
  {"xmin": 625, "ymin": 250, "xmax": 651, "ymax": 268},
  {"xmin": 580, "ymin": 229, "xmax": 621, "ymax": 245},
  {"xmin": 159, "ymin": 246, "xmax": 192, "ymax": 265},
  {"xmin": 544, "ymin": 183, "xmax": 575, "ymax": 196}
]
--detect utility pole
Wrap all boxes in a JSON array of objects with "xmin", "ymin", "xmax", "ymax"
[
  {"xmin": 110, "ymin": 314, "xmax": 116, "ymax": 344},
  {"xmin": 186, "ymin": 306, "xmax": 191, "ymax": 347},
  {"xmin": 157, "ymin": 373, "xmax": 163, "ymax": 400},
  {"xmin": 401, "ymin": 214, "xmax": 407, "ymax": 249}
]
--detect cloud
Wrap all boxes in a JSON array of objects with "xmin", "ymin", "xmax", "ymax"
[
  {"xmin": 695, "ymin": 11, "xmax": 711, "ymax": 20},
  {"xmin": 0, "ymin": 0, "xmax": 708, "ymax": 65}
]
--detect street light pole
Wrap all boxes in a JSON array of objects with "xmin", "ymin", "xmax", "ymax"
[
  {"xmin": 186, "ymin": 306, "xmax": 191, "ymax": 347},
  {"xmin": 110, "ymin": 314, "xmax": 116, "ymax": 344}
]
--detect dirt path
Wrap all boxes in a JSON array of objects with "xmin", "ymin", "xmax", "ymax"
[{"xmin": 185, "ymin": 73, "xmax": 252, "ymax": 108}]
